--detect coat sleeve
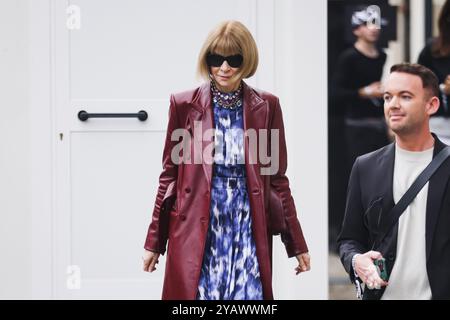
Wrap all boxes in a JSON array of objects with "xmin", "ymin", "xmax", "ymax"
[
  {"xmin": 144, "ymin": 94, "xmax": 179, "ymax": 255},
  {"xmin": 270, "ymin": 97, "xmax": 308, "ymax": 258},
  {"xmin": 337, "ymin": 157, "xmax": 369, "ymax": 282}
]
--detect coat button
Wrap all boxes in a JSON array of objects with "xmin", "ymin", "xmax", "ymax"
[
  {"xmin": 200, "ymin": 217, "xmax": 207, "ymax": 223},
  {"xmin": 179, "ymin": 214, "xmax": 186, "ymax": 221},
  {"xmin": 185, "ymin": 187, "xmax": 191, "ymax": 194},
  {"xmin": 252, "ymin": 188, "xmax": 260, "ymax": 195}
]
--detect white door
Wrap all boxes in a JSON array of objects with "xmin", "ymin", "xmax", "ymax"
[{"xmin": 51, "ymin": 0, "xmax": 274, "ymax": 299}]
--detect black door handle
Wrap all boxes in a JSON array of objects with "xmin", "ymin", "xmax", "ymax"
[{"xmin": 78, "ymin": 110, "xmax": 148, "ymax": 121}]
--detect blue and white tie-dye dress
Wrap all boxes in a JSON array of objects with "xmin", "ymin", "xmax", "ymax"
[{"xmin": 197, "ymin": 94, "xmax": 263, "ymax": 300}]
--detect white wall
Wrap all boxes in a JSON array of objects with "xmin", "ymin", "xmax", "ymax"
[
  {"xmin": 0, "ymin": 0, "xmax": 32, "ymax": 299},
  {"xmin": 9, "ymin": 0, "xmax": 328, "ymax": 299},
  {"xmin": 272, "ymin": 0, "xmax": 328, "ymax": 299}
]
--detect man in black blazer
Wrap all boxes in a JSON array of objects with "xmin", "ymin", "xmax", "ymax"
[{"xmin": 338, "ymin": 63, "xmax": 450, "ymax": 300}]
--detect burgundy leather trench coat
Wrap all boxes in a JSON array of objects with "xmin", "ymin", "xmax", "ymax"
[{"xmin": 144, "ymin": 81, "xmax": 308, "ymax": 300}]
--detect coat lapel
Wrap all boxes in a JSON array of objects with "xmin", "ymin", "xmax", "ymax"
[
  {"xmin": 242, "ymin": 82, "xmax": 269, "ymax": 190},
  {"xmin": 191, "ymin": 83, "xmax": 213, "ymax": 186},
  {"xmin": 373, "ymin": 143, "xmax": 396, "ymax": 249},
  {"xmin": 379, "ymin": 143, "xmax": 396, "ymax": 219},
  {"xmin": 425, "ymin": 136, "xmax": 448, "ymax": 260}
]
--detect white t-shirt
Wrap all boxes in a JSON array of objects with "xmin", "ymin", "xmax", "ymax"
[{"xmin": 381, "ymin": 145, "xmax": 433, "ymax": 300}]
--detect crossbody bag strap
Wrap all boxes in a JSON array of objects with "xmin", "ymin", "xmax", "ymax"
[{"xmin": 374, "ymin": 146, "xmax": 450, "ymax": 248}]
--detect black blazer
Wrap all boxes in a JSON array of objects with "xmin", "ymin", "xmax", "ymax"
[{"xmin": 338, "ymin": 134, "xmax": 450, "ymax": 300}]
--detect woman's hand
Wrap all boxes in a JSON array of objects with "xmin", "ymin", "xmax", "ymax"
[
  {"xmin": 142, "ymin": 249, "xmax": 160, "ymax": 272},
  {"xmin": 295, "ymin": 252, "xmax": 311, "ymax": 275}
]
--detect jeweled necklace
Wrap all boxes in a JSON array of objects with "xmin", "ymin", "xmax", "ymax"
[{"xmin": 211, "ymin": 80, "xmax": 243, "ymax": 109}]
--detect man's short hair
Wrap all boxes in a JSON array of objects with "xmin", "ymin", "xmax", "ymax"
[{"xmin": 390, "ymin": 63, "xmax": 440, "ymax": 98}]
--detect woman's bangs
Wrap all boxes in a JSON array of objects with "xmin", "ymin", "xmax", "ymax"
[{"xmin": 210, "ymin": 36, "xmax": 241, "ymax": 56}]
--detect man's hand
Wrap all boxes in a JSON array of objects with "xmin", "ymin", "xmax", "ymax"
[
  {"xmin": 295, "ymin": 252, "xmax": 311, "ymax": 275},
  {"xmin": 354, "ymin": 251, "xmax": 388, "ymax": 289},
  {"xmin": 142, "ymin": 249, "xmax": 160, "ymax": 272}
]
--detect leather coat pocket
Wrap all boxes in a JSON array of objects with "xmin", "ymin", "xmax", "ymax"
[{"xmin": 269, "ymin": 187, "xmax": 286, "ymax": 235}]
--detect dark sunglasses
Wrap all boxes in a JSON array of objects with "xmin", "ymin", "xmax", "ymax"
[{"xmin": 206, "ymin": 54, "xmax": 243, "ymax": 68}]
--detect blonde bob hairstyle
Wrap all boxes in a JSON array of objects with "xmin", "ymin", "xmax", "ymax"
[{"xmin": 197, "ymin": 20, "xmax": 259, "ymax": 84}]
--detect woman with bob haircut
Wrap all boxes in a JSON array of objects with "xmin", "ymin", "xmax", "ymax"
[{"xmin": 142, "ymin": 20, "xmax": 310, "ymax": 300}]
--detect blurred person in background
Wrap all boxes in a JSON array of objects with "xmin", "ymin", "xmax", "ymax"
[
  {"xmin": 329, "ymin": 5, "xmax": 389, "ymax": 249},
  {"xmin": 418, "ymin": 0, "xmax": 450, "ymax": 145}
]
